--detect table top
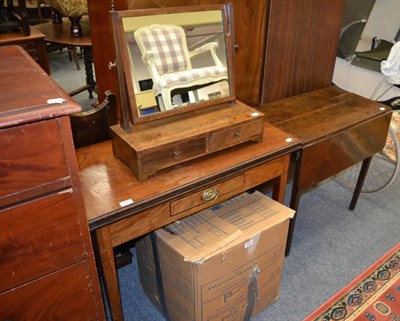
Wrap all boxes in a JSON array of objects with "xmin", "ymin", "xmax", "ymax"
[
  {"xmin": 0, "ymin": 46, "xmax": 80, "ymax": 128},
  {"xmin": 76, "ymin": 121, "xmax": 300, "ymax": 229},
  {"xmin": 0, "ymin": 28, "xmax": 45, "ymax": 44},
  {"xmin": 260, "ymin": 86, "xmax": 392, "ymax": 147},
  {"xmin": 32, "ymin": 16, "xmax": 91, "ymax": 47}
]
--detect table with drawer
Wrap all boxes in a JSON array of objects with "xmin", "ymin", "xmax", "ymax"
[{"xmin": 76, "ymin": 121, "xmax": 301, "ymax": 321}]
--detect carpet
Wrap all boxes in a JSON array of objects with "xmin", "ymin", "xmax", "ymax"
[
  {"xmin": 303, "ymin": 243, "xmax": 400, "ymax": 321},
  {"xmin": 48, "ymin": 49, "xmax": 97, "ymax": 111},
  {"xmin": 385, "ymin": 111, "xmax": 400, "ymax": 162}
]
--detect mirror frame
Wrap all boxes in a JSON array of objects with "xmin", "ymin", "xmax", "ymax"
[{"xmin": 111, "ymin": 4, "xmax": 236, "ymax": 128}]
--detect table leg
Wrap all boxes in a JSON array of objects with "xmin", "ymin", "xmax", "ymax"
[
  {"xmin": 96, "ymin": 227, "xmax": 124, "ymax": 321},
  {"xmin": 83, "ymin": 46, "xmax": 96, "ymax": 99},
  {"xmin": 349, "ymin": 156, "xmax": 373, "ymax": 211},
  {"xmin": 67, "ymin": 47, "xmax": 96, "ymax": 98},
  {"xmin": 17, "ymin": 0, "xmax": 30, "ymax": 36},
  {"xmin": 272, "ymin": 154, "xmax": 290, "ymax": 203},
  {"xmin": 286, "ymin": 150, "xmax": 303, "ymax": 256}
]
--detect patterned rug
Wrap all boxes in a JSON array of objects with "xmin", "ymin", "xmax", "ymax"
[
  {"xmin": 385, "ymin": 111, "xmax": 400, "ymax": 161},
  {"xmin": 303, "ymin": 243, "xmax": 400, "ymax": 321}
]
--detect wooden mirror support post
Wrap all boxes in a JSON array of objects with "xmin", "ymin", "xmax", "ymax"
[{"xmin": 110, "ymin": 4, "xmax": 264, "ymax": 181}]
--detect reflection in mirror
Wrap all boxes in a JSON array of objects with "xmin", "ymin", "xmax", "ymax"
[{"xmin": 122, "ymin": 10, "xmax": 230, "ymax": 117}]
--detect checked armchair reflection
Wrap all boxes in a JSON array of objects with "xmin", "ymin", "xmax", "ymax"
[{"xmin": 133, "ymin": 24, "xmax": 228, "ymax": 111}]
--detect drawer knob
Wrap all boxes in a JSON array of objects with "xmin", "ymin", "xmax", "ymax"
[
  {"xmin": 202, "ymin": 187, "xmax": 219, "ymax": 203},
  {"xmin": 108, "ymin": 61, "xmax": 117, "ymax": 69},
  {"xmin": 235, "ymin": 131, "xmax": 241, "ymax": 138},
  {"xmin": 173, "ymin": 151, "xmax": 179, "ymax": 159}
]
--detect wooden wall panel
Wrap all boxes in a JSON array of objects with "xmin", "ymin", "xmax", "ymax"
[
  {"xmin": 261, "ymin": 0, "xmax": 346, "ymax": 104},
  {"xmin": 226, "ymin": 0, "xmax": 270, "ymax": 106},
  {"xmin": 87, "ymin": 0, "xmax": 127, "ymax": 104}
]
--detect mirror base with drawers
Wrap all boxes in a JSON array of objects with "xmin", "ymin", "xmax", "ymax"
[{"xmin": 111, "ymin": 101, "xmax": 264, "ymax": 181}]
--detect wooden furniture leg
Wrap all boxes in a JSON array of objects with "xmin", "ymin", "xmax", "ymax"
[
  {"xmin": 83, "ymin": 46, "xmax": 96, "ymax": 98},
  {"xmin": 19, "ymin": 0, "xmax": 29, "ymax": 36},
  {"xmin": 286, "ymin": 150, "xmax": 303, "ymax": 256},
  {"xmin": 68, "ymin": 46, "xmax": 80, "ymax": 70},
  {"xmin": 68, "ymin": 47, "xmax": 96, "ymax": 98},
  {"xmin": 272, "ymin": 154, "xmax": 290, "ymax": 203},
  {"xmin": 96, "ymin": 227, "xmax": 124, "ymax": 321},
  {"xmin": 349, "ymin": 156, "xmax": 373, "ymax": 211}
]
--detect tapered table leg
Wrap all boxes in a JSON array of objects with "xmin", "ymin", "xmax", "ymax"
[
  {"xmin": 286, "ymin": 150, "xmax": 303, "ymax": 256},
  {"xmin": 349, "ymin": 156, "xmax": 373, "ymax": 211}
]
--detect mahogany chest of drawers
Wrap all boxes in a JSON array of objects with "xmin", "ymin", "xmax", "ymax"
[{"xmin": 0, "ymin": 46, "xmax": 105, "ymax": 320}]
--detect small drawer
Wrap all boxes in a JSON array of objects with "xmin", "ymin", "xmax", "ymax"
[
  {"xmin": 109, "ymin": 203, "xmax": 170, "ymax": 247},
  {"xmin": 170, "ymin": 175, "xmax": 245, "ymax": 216},
  {"xmin": 0, "ymin": 191, "xmax": 84, "ymax": 292},
  {"xmin": 208, "ymin": 118, "xmax": 264, "ymax": 152},
  {"xmin": 140, "ymin": 136, "xmax": 207, "ymax": 173},
  {"xmin": 0, "ymin": 261, "xmax": 98, "ymax": 320},
  {"xmin": 0, "ymin": 119, "xmax": 70, "ymax": 207}
]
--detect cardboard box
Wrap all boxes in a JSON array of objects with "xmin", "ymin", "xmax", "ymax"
[{"xmin": 136, "ymin": 191, "xmax": 295, "ymax": 321}]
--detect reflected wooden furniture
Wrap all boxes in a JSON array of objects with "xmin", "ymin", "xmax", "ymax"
[
  {"xmin": 77, "ymin": 123, "xmax": 301, "ymax": 321},
  {"xmin": 32, "ymin": 16, "xmax": 96, "ymax": 98},
  {"xmin": 0, "ymin": 46, "xmax": 105, "ymax": 320},
  {"xmin": 0, "ymin": 28, "xmax": 50, "ymax": 73},
  {"xmin": 87, "ymin": 0, "xmax": 345, "ymax": 107},
  {"xmin": 261, "ymin": 86, "xmax": 393, "ymax": 255}
]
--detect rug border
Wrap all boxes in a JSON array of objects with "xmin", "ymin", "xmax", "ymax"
[{"xmin": 303, "ymin": 242, "xmax": 400, "ymax": 321}]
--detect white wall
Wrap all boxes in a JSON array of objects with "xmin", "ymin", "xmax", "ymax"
[
  {"xmin": 333, "ymin": 0, "xmax": 400, "ymax": 100},
  {"xmin": 356, "ymin": 0, "xmax": 400, "ymax": 51}
]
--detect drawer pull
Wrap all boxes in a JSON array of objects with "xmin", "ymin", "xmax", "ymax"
[
  {"xmin": 201, "ymin": 187, "xmax": 219, "ymax": 203},
  {"xmin": 173, "ymin": 151, "xmax": 179, "ymax": 159},
  {"xmin": 235, "ymin": 131, "xmax": 241, "ymax": 138}
]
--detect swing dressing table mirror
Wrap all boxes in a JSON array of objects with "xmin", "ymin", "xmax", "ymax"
[{"xmin": 110, "ymin": 4, "xmax": 264, "ymax": 181}]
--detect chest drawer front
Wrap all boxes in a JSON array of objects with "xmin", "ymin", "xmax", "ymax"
[
  {"xmin": 208, "ymin": 118, "xmax": 264, "ymax": 152},
  {"xmin": 0, "ymin": 191, "xmax": 84, "ymax": 292},
  {"xmin": 170, "ymin": 174, "xmax": 245, "ymax": 216},
  {"xmin": 0, "ymin": 261, "xmax": 99, "ymax": 321},
  {"xmin": 141, "ymin": 137, "xmax": 207, "ymax": 173},
  {"xmin": 0, "ymin": 119, "xmax": 70, "ymax": 207},
  {"xmin": 19, "ymin": 41, "xmax": 40, "ymax": 61}
]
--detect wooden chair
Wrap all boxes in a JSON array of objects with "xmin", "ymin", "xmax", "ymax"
[
  {"xmin": 69, "ymin": 91, "xmax": 118, "ymax": 148},
  {"xmin": 46, "ymin": 43, "xmax": 81, "ymax": 70},
  {"xmin": 0, "ymin": 0, "xmax": 30, "ymax": 35}
]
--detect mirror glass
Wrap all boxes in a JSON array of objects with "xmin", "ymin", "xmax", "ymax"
[{"xmin": 114, "ymin": 6, "xmax": 234, "ymax": 123}]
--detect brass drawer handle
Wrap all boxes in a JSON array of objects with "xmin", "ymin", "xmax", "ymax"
[{"xmin": 201, "ymin": 187, "xmax": 219, "ymax": 203}]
